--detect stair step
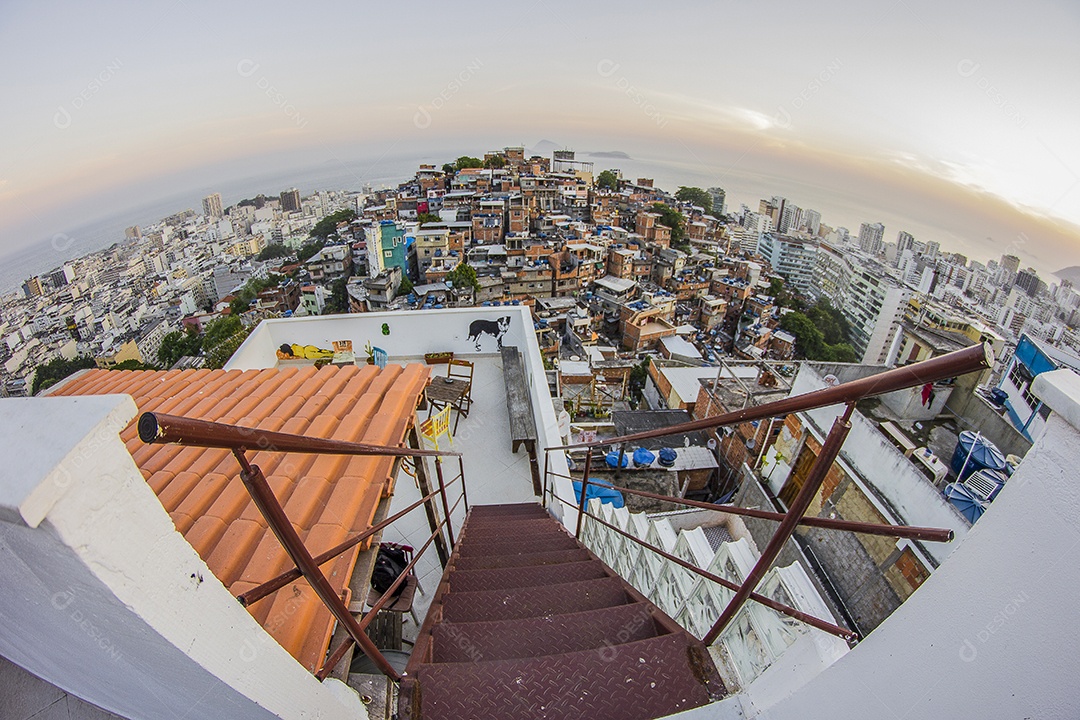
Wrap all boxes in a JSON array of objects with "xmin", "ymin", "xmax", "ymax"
[
  {"xmin": 406, "ymin": 633, "xmax": 724, "ymax": 720},
  {"xmin": 461, "ymin": 518, "xmax": 560, "ymax": 536},
  {"xmin": 456, "ymin": 529, "xmax": 571, "ymax": 551},
  {"xmin": 449, "ymin": 560, "xmax": 609, "ymax": 593},
  {"xmin": 468, "ymin": 503, "xmax": 546, "ymax": 517},
  {"xmin": 456, "ymin": 534, "xmax": 580, "ymax": 556},
  {"xmin": 452, "ymin": 549, "xmax": 592, "ymax": 571},
  {"xmin": 431, "ymin": 602, "xmax": 665, "ymax": 663},
  {"xmin": 442, "ymin": 577, "xmax": 630, "ymax": 623}
]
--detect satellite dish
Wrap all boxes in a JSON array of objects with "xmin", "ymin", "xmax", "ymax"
[
  {"xmin": 823, "ymin": 374, "xmax": 839, "ymax": 387},
  {"xmin": 707, "ymin": 438, "xmax": 718, "ymax": 450}
]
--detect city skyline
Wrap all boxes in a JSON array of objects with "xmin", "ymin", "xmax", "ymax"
[{"xmin": 1, "ymin": 1, "xmax": 1078, "ymax": 276}]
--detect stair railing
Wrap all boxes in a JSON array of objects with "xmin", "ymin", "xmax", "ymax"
[
  {"xmin": 138, "ymin": 411, "xmax": 467, "ymax": 683},
  {"xmin": 542, "ymin": 343, "xmax": 992, "ymax": 644}
]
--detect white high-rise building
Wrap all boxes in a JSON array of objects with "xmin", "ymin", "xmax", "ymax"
[
  {"xmin": 202, "ymin": 192, "xmax": 223, "ymax": 219},
  {"xmin": 858, "ymin": 222, "xmax": 885, "ymax": 256}
]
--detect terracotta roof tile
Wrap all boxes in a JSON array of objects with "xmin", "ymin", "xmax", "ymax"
[{"xmin": 49, "ymin": 363, "xmax": 429, "ymax": 671}]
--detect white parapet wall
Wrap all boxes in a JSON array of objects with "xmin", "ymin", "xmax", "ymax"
[
  {"xmin": 746, "ymin": 368, "xmax": 1080, "ymax": 719},
  {"xmin": 228, "ymin": 306, "xmax": 570, "ymax": 485},
  {"xmin": 0, "ymin": 395, "xmax": 365, "ymax": 720}
]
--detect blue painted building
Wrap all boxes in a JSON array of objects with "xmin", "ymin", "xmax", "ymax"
[{"xmin": 997, "ymin": 333, "xmax": 1080, "ymax": 441}]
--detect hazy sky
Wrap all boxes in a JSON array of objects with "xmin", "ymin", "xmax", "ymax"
[{"xmin": 2, "ymin": 0, "xmax": 1078, "ymax": 275}]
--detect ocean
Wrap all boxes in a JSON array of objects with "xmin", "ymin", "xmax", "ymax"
[{"xmin": 0, "ymin": 148, "xmax": 1043, "ymax": 295}]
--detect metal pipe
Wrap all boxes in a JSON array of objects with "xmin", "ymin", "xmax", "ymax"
[
  {"xmin": 228, "ymin": 449, "xmax": 401, "ymax": 680},
  {"xmin": 434, "ymin": 458, "xmax": 455, "ymax": 549},
  {"xmin": 703, "ymin": 403, "xmax": 855, "ymax": 646},
  {"xmin": 551, "ymin": 343, "xmax": 992, "ymax": 451},
  {"xmin": 575, "ymin": 449, "xmax": 593, "ymax": 539},
  {"xmin": 140, "ymin": 412, "xmax": 459, "ymax": 457},
  {"xmin": 458, "ymin": 457, "xmax": 469, "ymax": 512},
  {"xmin": 575, "ymin": 498, "xmax": 856, "ymax": 642},
  {"xmin": 316, "ymin": 637, "xmax": 356, "ymax": 682},
  {"xmin": 237, "ymin": 475, "xmax": 462, "ymax": 607},
  {"xmin": 599, "ymin": 481, "xmax": 953, "ymax": 543}
]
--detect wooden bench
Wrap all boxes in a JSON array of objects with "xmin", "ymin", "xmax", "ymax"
[{"xmin": 501, "ymin": 346, "xmax": 541, "ymax": 495}]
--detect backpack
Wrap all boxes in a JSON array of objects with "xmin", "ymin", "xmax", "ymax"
[{"xmin": 371, "ymin": 543, "xmax": 410, "ymax": 598}]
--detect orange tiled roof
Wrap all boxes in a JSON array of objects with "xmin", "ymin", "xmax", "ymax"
[{"xmin": 51, "ymin": 363, "xmax": 430, "ymax": 671}]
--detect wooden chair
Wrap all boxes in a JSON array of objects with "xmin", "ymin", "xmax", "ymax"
[
  {"xmin": 365, "ymin": 543, "xmax": 423, "ymax": 626},
  {"xmin": 445, "ymin": 359, "xmax": 474, "ymax": 431}
]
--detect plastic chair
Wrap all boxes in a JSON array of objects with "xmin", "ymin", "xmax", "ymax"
[
  {"xmin": 371, "ymin": 346, "xmax": 388, "ymax": 369},
  {"xmin": 420, "ymin": 405, "xmax": 453, "ymax": 451}
]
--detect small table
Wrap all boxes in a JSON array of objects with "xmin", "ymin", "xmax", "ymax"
[{"xmin": 425, "ymin": 377, "xmax": 471, "ymax": 428}]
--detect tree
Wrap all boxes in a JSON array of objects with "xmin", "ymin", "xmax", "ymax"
[
  {"xmin": 296, "ymin": 239, "xmax": 325, "ymax": 263},
  {"xmin": 675, "ymin": 186, "xmax": 712, "ymax": 214},
  {"xmin": 779, "ymin": 312, "xmax": 825, "ymax": 359},
  {"xmin": 202, "ymin": 315, "xmax": 244, "ymax": 353},
  {"xmin": 157, "ymin": 329, "xmax": 202, "ymax": 368},
  {"xmin": 112, "ymin": 359, "xmax": 157, "ymax": 371},
  {"xmin": 454, "ymin": 156, "xmax": 483, "ymax": 171},
  {"xmin": 309, "ymin": 209, "xmax": 357, "ymax": 241},
  {"xmin": 31, "ymin": 355, "xmax": 96, "ymax": 395},
  {"xmin": 446, "ymin": 262, "xmax": 480, "ymax": 294},
  {"xmin": 441, "ymin": 163, "xmax": 456, "ymax": 175},
  {"xmin": 323, "ymin": 278, "xmax": 349, "ymax": 314},
  {"xmin": 596, "ymin": 170, "xmax": 618, "ymax": 190},
  {"xmin": 483, "ymin": 155, "xmax": 506, "ymax": 169},
  {"xmin": 416, "ymin": 212, "xmax": 441, "ymax": 225},
  {"xmin": 257, "ymin": 243, "xmax": 294, "ymax": 262},
  {"xmin": 650, "ymin": 203, "xmax": 686, "ymax": 244},
  {"xmin": 628, "ymin": 358, "xmax": 651, "ymax": 406},
  {"xmin": 398, "ymin": 276, "xmax": 414, "ymax": 296}
]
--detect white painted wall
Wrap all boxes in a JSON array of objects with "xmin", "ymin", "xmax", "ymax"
[
  {"xmin": 748, "ymin": 369, "xmax": 1080, "ymax": 719},
  {"xmin": 792, "ymin": 366, "xmax": 970, "ymax": 564},
  {"xmin": 228, "ymin": 307, "xmax": 569, "ymax": 490},
  {"xmin": 0, "ymin": 395, "xmax": 365, "ymax": 720}
]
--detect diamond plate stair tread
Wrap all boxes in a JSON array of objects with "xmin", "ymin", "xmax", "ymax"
[
  {"xmin": 455, "ymin": 530, "xmax": 573, "ymax": 552},
  {"xmin": 431, "ymin": 602, "xmax": 664, "ymax": 662},
  {"xmin": 441, "ymin": 576, "xmax": 630, "ymax": 623},
  {"xmin": 411, "ymin": 633, "xmax": 723, "ymax": 720},
  {"xmin": 456, "ymin": 534, "xmax": 580, "ymax": 556},
  {"xmin": 468, "ymin": 503, "xmax": 547, "ymax": 516},
  {"xmin": 449, "ymin": 560, "xmax": 609, "ymax": 593},
  {"xmin": 461, "ymin": 518, "xmax": 561, "ymax": 536},
  {"xmin": 452, "ymin": 549, "xmax": 592, "ymax": 571}
]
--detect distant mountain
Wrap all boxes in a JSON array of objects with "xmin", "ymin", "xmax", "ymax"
[
  {"xmin": 528, "ymin": 139, "xmax": 562, "ymax": 157},
  {"xmin": 586, "ymin": 150, "xmax": 632, "ymax": 159},
  {"xmin": 1054, "ymin": 266, "xmax": 1080, "ymax": 286}
]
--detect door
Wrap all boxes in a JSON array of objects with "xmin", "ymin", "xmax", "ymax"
[{"xmin": 778, "ymin": 444, "xmax": 816, "ymax": 508}]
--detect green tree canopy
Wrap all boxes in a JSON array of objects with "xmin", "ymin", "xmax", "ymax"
[
  {"xmin": 202, "ymin": 315, "xmax": 244, "ymax": 353},
  {"xmin": 257, "ymin": 243, "xmax": 294, "ymax": 262},
  {"xmin": 779, "ymin": 304, "xmax": 856, "ymax": 362},
  {"xmin": 309, "ymin": 209, "xmax": 357, "ymax": 240},
  {"xmin": 441, "ymin": 162, "xmax": 456, "ymax": 175},
  {"xmin": 398, "ymin": 276, "xmax": 414, "ymax": 296},
  {"xmin": 483, "ymin": 155, "xmax": 506, "ymax": 169},
  {"xmin": 675, "ymin": 186, "xmax": 712, "ymax": 214},
  {"xmin": 296, "ymin": 239, "xmax": 326, "ymax": 264},
  {"xmin": 454, "ymin": 156, "xmax": 484, "ymax": 171},
  {"xmin": 228, "ymin": 274, "xmax": 285, "ymax": 314},
  {"xmin": 112, "ymin": 359, "xmax": 158, "ymax": 371},
  {"xmin": 31, "ymin": 355, "xmax": 96, "ymax": 395},
  {"xmin": 650, "ymin": 203, "xmax": 687, "ymax": 244},
  {"xmin": 323, "ymin": 278, "xmax": 350, "ymax": 314},
  {"xmin": 446, "ymin": 262, "xmax": 480, "ymax": 293},
  {"xmin": 596, "ymin": 170, "xmax": 619, "ymax": 190},
  {"xmin": 157, "ymin": 329, "xmax": 203, "ymax": 368},
  {"xmin": 416, "ymin": 212, "xmax": 441, "ymax": 225}
]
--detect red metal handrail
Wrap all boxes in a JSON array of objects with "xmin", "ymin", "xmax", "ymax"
[
  {"xmin": 541, "ymin": 344, "xmax": 993, "ymax": 648},
  {"xmin": 139, "ymin": 411, "xmax": 465, "ymax": 683}
]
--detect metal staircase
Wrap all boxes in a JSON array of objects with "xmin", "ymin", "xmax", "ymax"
[{"xmin": 399, "ymin": 503, "xmax": 725, "ymax": 719}]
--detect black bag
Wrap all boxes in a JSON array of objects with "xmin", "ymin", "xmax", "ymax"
[{"xmin": 371, "ymin": 543, "xmax": 410, "ymax": 598}]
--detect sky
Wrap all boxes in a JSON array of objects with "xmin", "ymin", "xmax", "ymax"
[{"xmin": 1, "ymin": 0, "xmax": 1079, "ymax": 277}]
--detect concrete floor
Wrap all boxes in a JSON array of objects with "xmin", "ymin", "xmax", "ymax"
[
  {"xmin": 379, "ymin": 354, "xmax": 540, "ymax": 643},
  {"xmin": 0, "ymin": 655, "xmax": 123, "ymax": 720}
]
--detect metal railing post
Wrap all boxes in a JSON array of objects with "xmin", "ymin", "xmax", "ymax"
[
  {"xmin": 458, "ymin": 456, "xmax": 469, "ymax": 512},
  {"xmin": 575, "ymin": 448, "xmax": 593, "ymax": 539},
  {"xmin": 703, "ymin": 402, "xmax": 856, "ymax": 646},
  {"xmin": 433, "ymin": 457, "xmax": 455, "ymax": 549}
]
